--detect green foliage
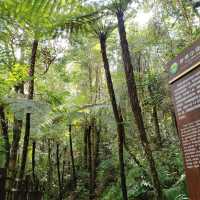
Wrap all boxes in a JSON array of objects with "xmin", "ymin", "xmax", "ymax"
[
  {"xmin": 101, "ymin": 184, "xmax": 122, "ymax": 200},
  {"xmin": 129, "ymin": 180, "xmax": 153, "ymax": 199},
  {"xmin": 163, "ymin": 175, "xmax": 188, "ymax": 200},
  {"xmin": 0, "ymin": 63, "xmax": 28, "ymax": 100},
  {"xmin": 0, "ymin": 67, "xmax": 10, "ymax": 99},
  {"xmin": 7, "ymin": 63, "xmax": 29, "ymax": 85},
  {"xmin": 0, "ymin": 1, "xmax": 199, "ymax": 200}
]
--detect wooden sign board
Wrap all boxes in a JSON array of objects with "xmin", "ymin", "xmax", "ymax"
[{"xmin": 167, "ymin": 38, "xmax": 200, "ymax": 200}]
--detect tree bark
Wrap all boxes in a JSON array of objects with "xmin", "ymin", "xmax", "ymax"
[
  {"xmin": 9, "ymin": 115, "xmax": 23, "ymax": 195},
  {"xmin": 99, "ymin": 33, "xmax": 128, "ymax": 200},
  {"xmin": 87, "ymin": 125, "xmax": 94, "ymax": 199},
  {"xmin": 19, "ymin": 113, "xmax": 30, "ymax": 180},
  {"xmin": 152, "ymin": 105, "xmax": 162, "ymax": 147},
  {"xmin": 10, "ymin": 85, "xmax": 24, "ymax": 173},
  {"xmin": 91, "ymin": 121, "xmax": 98, "ymax": 197},
  {"xmin": 171, "ymin": 109, "xmax": 178, "ymax": 135},
  {"xmin": 32, "ymin": 141, "xmax": 36, "ymax": 184},
  {"xmin": 61, "ymin": 148, "xmax": 66, "ymax": 187},
  {"xmin": 56, "ymin": 143, "xmax": 62, "ymax": 200},
  {"xmin": 19, "ymin": 39, "xmax": 38, "ymax": 181},
  {"xmin": 0, "ymin": 168, "xmax": 6, "ymax": 200},
  {"xmin": 148, "ymin": 86, "xmax": 162, "ymax": 147},
  {"xmin": 9, "ymin": 117, "xmax": 22, "ymax": 171},
  {"xmin": 69, "ymin": 125, "xmax": 76, "ymax": 189},
  {"xmin": 0, "ymin": 106, "xmax": 10, "ymax": 170},
  {"xmin": 28, "ymin": 40, "xmax": 38, "ymax": 100},
  {"xmin": 95, "ymin": 127, "xmax": 100, "ymax": 167},
  {"xmin": 83, "ymin": 126, "xmax": 88, "ymax": 169},
  {"xmin": 93, "ymin": 124, "xmax": 101, "ymax": 189},
  {"xmin": 116, "ymin": 10, "xmax": 162, "ymax": 200},
  {"xmin": 47, "ymin": 139, "xmax": 52, "ymax": 199}
]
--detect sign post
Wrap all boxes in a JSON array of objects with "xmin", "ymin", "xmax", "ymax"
[{"xmin": 167, "ymin": 38, "xmax": 200, "ymax": 200}]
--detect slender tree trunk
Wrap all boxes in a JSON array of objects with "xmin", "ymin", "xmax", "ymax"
[
  {"xmin": 19, "ymin": 40, "xmax": 38, "ymax": 181},
  {"xmin": 87, "ymin": 125, "xmax": 94, "ymax": 199},
  {"xmin": 47, "ymin": 139, "xmax": 52, "ymax": 199},
  {"xmin": 32, "ymin": 141, "xmax": 36, "ymax": 184},
  {"xmin": 93, "ymin": 124, "xmax": 101, "ymax": 190},
  {"xmin": 171, "ymin": 109, "xmax": 179, "ymax": 137},
  {"xmin": 83, "ymin": 126, "xmax": 88, "ymax": 169},
  {"xmin": 8, "ymin": 116, "xmax": 23, "ymax": 196},
  {"xmin": 56, "ymin": 143, "xmax": 62, "ymax": 200},
  {"xmin": 61, "ymin": 148, "xmax": 66, "ymax": 187},
  {"xmin": 117, "ymin": 106, "xmax": 129, "ymax": 200},
  {"xmin": 99, "ymin": 33, "xmax": 128, "ymax": 200},
  {"xmin": 27, "ymin": 40, "xmax": 38, "ymax": 100},
  {"xmin": 148, "ymin": 86, "xmax": 162, "ymax": 147},
  {"xmin": 69, "ymin": 125, "xmax": 76, "ymax": 189},
  {"xmin": 9, "ymin": 117, "xmax": 22, "ymax": 171},
  {"xmin": 116, "ymin": 10, "xmax": 162, "ymax": 200},
  {"xmin": 91, "ymin": 121, "xmax": 97, "ymax": 197},
  {"xmin": 152, "ymin": 105, "xmax": 162, "ymax": 147},
  {"xmin": 95, "ymin": 127, "xmax": 100, "ymax": 167},
  {"xmin": 0, "ymin": 106, "xmax": 10, "ymax": 170},
  {"xmin": 0, "ymin": 105, "xmax": 9, "ymax": 200},
  {"xmin": 10, "ymin": 85, "xmax": 24, "ymax": 173},
  {"xmin": 19, "ymin": 113, "xmax": 31, "ymax": 180}
]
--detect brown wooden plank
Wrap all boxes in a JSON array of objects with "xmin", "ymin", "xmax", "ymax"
[{"xmin": 167, "ymin": 38, "xmax": 200, "ymax": 200}]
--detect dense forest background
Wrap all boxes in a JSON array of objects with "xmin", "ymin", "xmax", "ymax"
[{"xmin": 0, "ymin": 0, "xmax": 200, "ymax": 199}]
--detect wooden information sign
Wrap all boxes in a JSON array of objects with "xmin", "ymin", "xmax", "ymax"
[{"xmin": 167, "ymin": 38, "xmax": 200, "ymax": 200}]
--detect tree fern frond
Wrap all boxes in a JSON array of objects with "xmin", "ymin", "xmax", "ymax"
[{"xmin": 4, "ymin": 98, "xmax": 51, "ymax": 119}]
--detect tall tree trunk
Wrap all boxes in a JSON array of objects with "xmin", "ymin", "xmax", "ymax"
[
  {"xmin": 99, "ymin": 33, "xmax": 128, "ymax": 200},
  {"xmin": 69, "ymin": 125, "xmax": 76, "ymax": 189},
  {"xmin": 0, "ymin": 168, "xmax": 6, "ymax": 200},
  {"xmin": 47, "ymin": 139, "xmax": 52, "ymax": 199},
  {"xmin": 0, "ymin": 106, "xmax": 10, "ymax": 170},
  {"xmin": 61, "ymin": 148, "xmax": 66, "ymax": 187},
  {"xmin": 19, "ymin": 113, "xmax": 31, "ymax": 180},
  {"xmin": 19, "ymin": 40, "xmax": 38, "ymax": 181},
  {"xmin": 32, "ymin": 141, "xmax": 36, "ymax": 184},
  {"xmin": 148, "ymin": 86, "xmax": 162, "ymax": 147},
  {"xmin": 95, "ymin": 127, "xmax": 100, "ymax": 167},
  {"xmin": 116, "ymin": 10, "xmax": 162, "ymax": 200},
  {"xmin": 91, "ymin": 121, "xmax": 97, "ymax": 197},
  {"xmin": 171, "ymin": 109, "xmax": 179, "ymax": 138},
  {"xmin": 9, "ymin": 115, "xmax": 23, "ymax": 196},
  {"xmin": 0, "ymin": 110, "xmax": 9, "ymax": 200},
  {"xmin": 27, "ymin": 40, "xmax": 38, "ymax": 100},
  {"xmin": 83, "ymin": 126, "xmax": 88, "ymax": 169},
  {"xmin": 9, "ymin": 117, "xmax": 22, "ymax": 171},
  {"xmin": 87, "ymin": 125, "xmax": 94, "ymax": 200},
  {"xmin": 93, "ymin": 124, "xmax": 101, "ymax": 190},
  {"xmin": 56, "ymin": 143, "xmax": 62, "ymax": 200},
  {"xmin": 10, "ymin": 85, "xmax": 24, "ymax": 173},
  {"xmin": 152, "ymin": 105, "xmax": 162, "ymax": 147}
]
